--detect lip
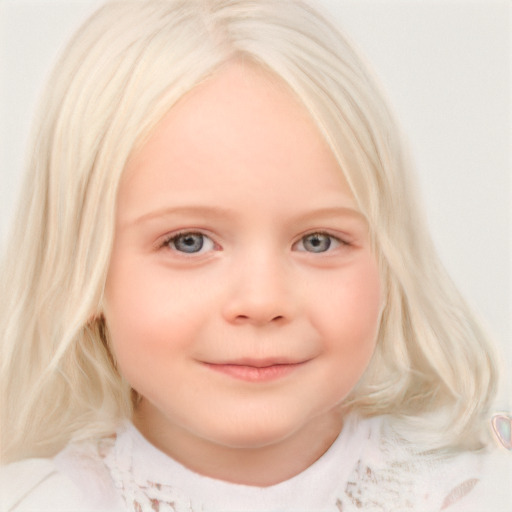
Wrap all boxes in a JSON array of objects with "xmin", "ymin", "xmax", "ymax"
[{"xmin": 203, "ymin": 359, "xmax": 308, "ymax": 382}]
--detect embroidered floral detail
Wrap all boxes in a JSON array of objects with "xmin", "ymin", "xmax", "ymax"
[
  {"xmin": 441, "ymin": 479, "xmax": 479, "ymax": 510},
  {"xmin": 100, "ymin": 431, "xmax": 200, "ymax": 512},
  {"xmin": 334, "ymin": 424, "xmax": 482, "ymax": 512},
  {"xmin": 93, "ymin": 420, "xmax": 483, "ymax": 512},
  {"xmin": 340, "ymin": 458, "xmax": 416, "ymax": 511}
]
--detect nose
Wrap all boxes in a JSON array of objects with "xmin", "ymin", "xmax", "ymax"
[{"xmin": 222, "ymin": 252, "xmax": 295, "ymax": 326}]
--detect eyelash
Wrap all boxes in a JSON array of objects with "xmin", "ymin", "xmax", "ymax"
[{"xmin": 159, "ymin": 230, "xmax": 350, "ymax": 255}]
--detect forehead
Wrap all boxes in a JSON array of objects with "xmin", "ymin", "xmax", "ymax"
[{"xmin": 118, "ymin": 61, "xmax": 358, "ymax": 225}]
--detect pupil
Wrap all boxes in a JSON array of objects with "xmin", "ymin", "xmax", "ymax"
[
  {"xmin": 305, "ymin": 233, "xmax": 330, "ymax": 252},
  {"xmin": 175, "ymin": 233, "xmax": 203, "ymax": 252}
]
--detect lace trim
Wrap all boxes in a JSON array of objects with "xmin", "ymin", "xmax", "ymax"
[
  {"xmin": 101, "ymin": 435, "xmax": 198, "ymax": 512},
  {"xmin": 98, "ymin": 425, "xmax": 481, "ymax": 512},
  {"xmin": 335, "ymin": 425, "xmax": 482, "ymax": 512}
]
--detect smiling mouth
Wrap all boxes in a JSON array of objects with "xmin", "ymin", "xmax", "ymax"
[{"xmin": 203, "ymin": 359, "xmax": 308, "ymax": 382}]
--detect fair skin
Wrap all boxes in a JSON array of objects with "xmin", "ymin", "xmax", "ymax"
[{"xmin": 104, "ymin": 62, "xmax": 382, "ymax": 486}]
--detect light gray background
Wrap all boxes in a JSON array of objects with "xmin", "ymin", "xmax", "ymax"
[{"xmin": 0, "ymin": 0, "xmax": 510, "ymax": 404}]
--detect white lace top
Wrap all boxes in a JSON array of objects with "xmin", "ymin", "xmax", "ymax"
[{"xmin": 2, "ymin": 415, "xmax": 510, "ymax": 512}]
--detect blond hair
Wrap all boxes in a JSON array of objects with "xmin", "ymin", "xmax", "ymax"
[{"xmin": 0, "ymin": 0, "xmax": 498, "ymax": 463}]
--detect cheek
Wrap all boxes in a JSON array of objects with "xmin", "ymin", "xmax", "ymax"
[
  {"xmin": 103, "ymin": 260, "xmax": 182, "ymax": 367},
  {"xmin": 322, "ymin": 258, "xmax": 382, "ymax": 337},
  {"xmin": 103, "ymin": 256, "xmax": 220, "ymax": 373},
  {"xmin": 319, "ymin": 262, "xmax": 382, "ymax": 400},
  {"xmin": 315, "ymin": 257, "xmax": 382, "ymax": 381},
  {"xmin": 345, "ymin": 265, "xmax": 382, "ymax": 330}
]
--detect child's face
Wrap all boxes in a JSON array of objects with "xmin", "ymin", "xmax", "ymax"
[{"xmin": 104, "ymin": 62, "xmax": 382, "ymax": 465}]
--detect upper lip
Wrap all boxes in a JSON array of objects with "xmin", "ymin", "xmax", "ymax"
[{"xmin": 205, "ymin": 358, "xmax": 308, "ymax": 368}]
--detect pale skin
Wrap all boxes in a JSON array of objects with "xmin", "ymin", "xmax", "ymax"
[{"xmin": 104, "ymin": 61, "xmax": 383, "ymax": 486}]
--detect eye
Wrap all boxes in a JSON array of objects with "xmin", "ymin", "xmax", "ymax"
[
  {"xmin": 164, "ymin": 232, "xmax": 215, "ymax": 254},
  {"xmin": 295, "ymin": 232, "xmax": 342, "ymax": 253}
]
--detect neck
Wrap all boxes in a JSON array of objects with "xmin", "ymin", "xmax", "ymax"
[{"xmin": 133, "ymin": 402, "xmax": 344, "ymax": 487}]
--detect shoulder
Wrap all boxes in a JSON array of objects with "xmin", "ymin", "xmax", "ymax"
[
  {"xmin": 338, "ymin": 414, "xmax": 512, "ymax": 512},
  {"xmin": 421, "ymin": 447, "xmax": 511, "ymax": 512},
  {"xmin": 0, "ymin": 444, "xmax": 123, "ymax": 512},
  {"xmin": 0, "ymin": 458, "xmax": 91, "ymax": 511},
  {"xmin": 466, "ymin": 448, "xmax": 511, "ymax": 512}
]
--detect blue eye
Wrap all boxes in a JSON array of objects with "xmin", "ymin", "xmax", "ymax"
[
  {"xmin": 166, "ymin": 232, "xmax": 215, "ymax": 254},
  {"xmin": 296, "ymin": 233, "xmax": 341, "ymax": 253}
]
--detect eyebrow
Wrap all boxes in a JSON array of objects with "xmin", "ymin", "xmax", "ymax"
[
  {"xmin": 126, "ymin": 204, "xmax": 366, "ymax": 228},
  {"xmin": 126, "ymin": 206, "xmax": 237, "ymax": 227},
  {"xmin": 294, "ymin": 206, "xmax": 367, "ymax": 223}
]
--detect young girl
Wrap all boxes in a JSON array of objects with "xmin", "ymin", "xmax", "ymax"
[{"xmin": 0, "ymin": 1, "xmax": 510, "ymax": 511}]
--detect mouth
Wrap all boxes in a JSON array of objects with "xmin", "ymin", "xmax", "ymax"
[{"xmin": 202, "ymin": 358, "xmax": 309, "ymax": 382}]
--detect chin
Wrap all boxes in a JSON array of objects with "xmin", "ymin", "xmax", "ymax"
[{"xmin": 200, "ymin": 414, "xmax": 308, "ymax": 450}]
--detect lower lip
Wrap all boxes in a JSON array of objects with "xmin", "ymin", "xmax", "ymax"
[{"xmin": 204, "ymin": 362, "xmax": 305, "ymax": 382}]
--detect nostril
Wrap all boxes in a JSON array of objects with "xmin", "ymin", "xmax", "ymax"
[{"xmin": 233, "ymin": 314, "xmax": 285, "ymax": 324}]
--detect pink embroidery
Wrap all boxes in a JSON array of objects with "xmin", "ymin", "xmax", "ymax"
[{"xmin": 441, "ymin": 479, "xmax": 479, "ymax": 510}]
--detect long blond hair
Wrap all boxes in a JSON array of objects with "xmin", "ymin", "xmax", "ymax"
[{"xmin": 0, "ymin": 0, "xmax": 498, "ymax": 463}]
